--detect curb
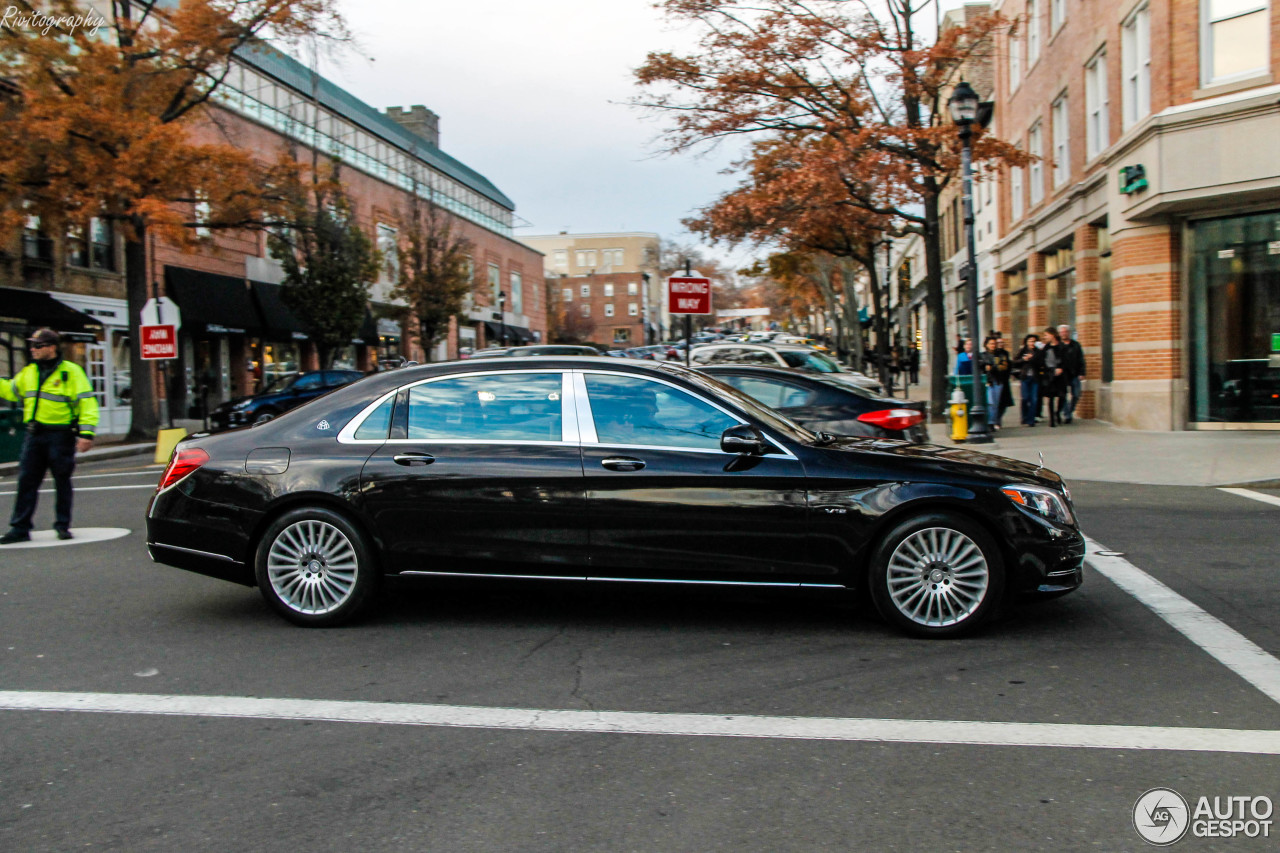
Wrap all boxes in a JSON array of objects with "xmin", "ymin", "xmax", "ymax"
[{"xmin": 0, "ymin": 443, "xmax": 153, "ymax": 476}]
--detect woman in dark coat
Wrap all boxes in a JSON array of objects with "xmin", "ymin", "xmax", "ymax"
[
  {"xmin": 1015, "ymin": 334, "xmax": 1042, "ymax": 427},
  {"xmin": 1040, "ymin": 327, "xmax": 1067, "ymax": 427},
  {"xmin": 979, "ymin": 336, "xmax": 1012, "ymax": 429}
]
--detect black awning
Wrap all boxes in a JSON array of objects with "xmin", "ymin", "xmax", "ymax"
[
  {"xmin": 0, "ymin": 286, "xmax": 103, "ymax": 342},
  {"xmin": 483, "ymin": 321, "xmax": 534, "ymax": 344},
  {"xmin": 165, "ymin": 267, "xmax": 260, "ymax": 335},
  {"xmin": 250, "ymin": 281, "xmax": 309, "ymax": 341}
]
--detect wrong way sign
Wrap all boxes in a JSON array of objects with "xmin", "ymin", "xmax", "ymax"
[
  {"xmin": 668, "ymin": 274, "xmax": 712, "ymax": 315},
  {"xmin": 140, "ymin": 324, "xmax": 177, "ymax": 360}
]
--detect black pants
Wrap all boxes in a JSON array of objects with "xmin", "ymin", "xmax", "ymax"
[{"xmin": 8, "ymin": 429, "xmax": 76, "ymax": 533}]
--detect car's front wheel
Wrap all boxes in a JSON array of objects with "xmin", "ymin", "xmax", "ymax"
[
  {"xmin": 255, "ymin": 507, "xmax": 378, "ymax": 627},
  {"xmin": 868, "ymin": 511, "xmax": 1004, "ymax": 638}
]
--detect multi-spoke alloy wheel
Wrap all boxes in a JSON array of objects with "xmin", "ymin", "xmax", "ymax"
[
  {"xmin": 869, "ymin": 512, "xmax": 1004, "ymax": 638},
  {"xmin": 885, "ymin": 527, "xmax": 989, "ymax": 628},
  {"xmin": 255, "ymin": 508, "xmax": 377, "ymax": 626}
]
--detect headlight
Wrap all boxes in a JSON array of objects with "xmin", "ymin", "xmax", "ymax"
[
  {"xmin": 231, "ymin": 399, "xmax": 254, "ymax": 411},
  {"xmin": 1001, "ymin": 484, "xmax": 1075, "ymax": 525}
]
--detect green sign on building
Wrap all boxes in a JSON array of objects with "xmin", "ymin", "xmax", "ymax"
[{"xmin": 1273, "ymin": 331, "xmax": 1280, "ymax": 352}]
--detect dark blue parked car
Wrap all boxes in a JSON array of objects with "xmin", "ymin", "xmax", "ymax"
[{"xmin": 209, "ymin": 370, "xmax": 364, "ymax": 431}]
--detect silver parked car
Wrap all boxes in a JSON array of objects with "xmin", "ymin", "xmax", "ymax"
[{"xmin": 689, "ymin": 343, "xmax": 883, "ymax": 393}]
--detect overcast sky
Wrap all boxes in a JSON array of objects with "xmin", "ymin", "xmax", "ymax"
[{"xmin": 317, "ymin": 0, "xmax": 958, "ymax": 265}]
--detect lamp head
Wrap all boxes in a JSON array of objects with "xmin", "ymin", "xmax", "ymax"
[{"xmin": 948, "ymin": 80, "xmax": 980, "ymax": 125}]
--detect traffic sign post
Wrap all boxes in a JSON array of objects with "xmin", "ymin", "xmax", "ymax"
[
  {"xmin": 140, "ymin": 325, "xmax": 177, "ymax": 360},
  {"xmin": 668, "ymin": 270, "xmax": 712, "ymax": 367}
]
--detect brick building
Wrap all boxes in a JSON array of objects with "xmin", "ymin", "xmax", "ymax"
[
  {"xmin": 984, "ymin": 0, "xmax": 1280, "ymax": 429},
  {"xmin": 2, "ymin": 44, "xmax": 542, "ymax": 435},
  {"xmin": 520, "ymin": 232, "xmax": 665, "ymax": 345}
]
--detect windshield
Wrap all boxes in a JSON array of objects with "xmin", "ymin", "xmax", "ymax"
[
  {"xmin": 656, "ymin": 364, "xmax": 818, "ymax": 444},
  {"xmin": 260, "ymin": 373, "xmax": 298, "ymax": 395},
  {"xmin": 779, "ymin": 350, "xmax": 845, "ymax": 373}
]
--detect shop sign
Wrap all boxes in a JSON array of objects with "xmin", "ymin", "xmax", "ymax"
[{"xmin": 1119, "ymin": 164, "xmax": 1147, "ymax": 195}]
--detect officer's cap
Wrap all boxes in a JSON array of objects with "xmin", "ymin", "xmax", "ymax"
[{"xmin": 26, "ymin": 328, "xmax": 61, "ymax": 346}]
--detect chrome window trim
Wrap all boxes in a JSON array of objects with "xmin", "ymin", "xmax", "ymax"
[
  {"xmin": 338, "ymin": 369, "xmax": 573, "ymax": 446},
  {"xmin": 570, "ymin": 372, "xmax": 597, "ymax": 444},
  {"xmin": 336, "ymin": 388, "xmax": 399, "ymax": 444},
  {"xmin": 575, "ymin": 369, "xmax": 797, "ymax": 460}
]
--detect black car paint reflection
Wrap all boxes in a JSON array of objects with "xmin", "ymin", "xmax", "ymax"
[{"xmin": 146, "ymin": 358, "xmax": 1085, "ymax": 634}]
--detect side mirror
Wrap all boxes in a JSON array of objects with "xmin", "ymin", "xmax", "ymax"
[{"xmin": 720, "ymin": 424, "xmax": 766, "ymax": 455}]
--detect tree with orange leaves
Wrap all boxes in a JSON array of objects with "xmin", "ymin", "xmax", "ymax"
[
  {"xmin": 635, "ymin": 0, "xmax": 1026, "ymax": 412},
  {"xmin": 0, "ymin": 0, "xmax": 345, "ymax": 438}
]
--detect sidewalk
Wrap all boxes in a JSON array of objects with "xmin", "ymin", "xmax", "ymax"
[{"xmin": 924, "ymin": 417, "xmax": 1280, "ymax": 488}]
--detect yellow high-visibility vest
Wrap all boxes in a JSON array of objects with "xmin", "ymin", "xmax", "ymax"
[{"xmin": 0, "ymin": 359, "xmax": 100, "ymax": 437}]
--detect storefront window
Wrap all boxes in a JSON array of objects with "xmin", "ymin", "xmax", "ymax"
[{"xmin": 1189, "ymin": 211, "xmax": 1280, "ymax": 423}]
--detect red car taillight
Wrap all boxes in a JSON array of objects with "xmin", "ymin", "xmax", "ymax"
[
  {"xmin": 156, "ymin": 447, "xmax": 209, "ymax": 492},
  {"xmin": 857, "ymin": 409, "xmax": 925, "ymax": 432}
]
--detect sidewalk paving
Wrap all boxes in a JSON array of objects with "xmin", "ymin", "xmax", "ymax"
[{"xmin": 924, "ymin": 417, "xmax": 1280, "ymax": 488}]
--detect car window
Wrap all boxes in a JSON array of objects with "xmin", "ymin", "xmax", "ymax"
[
  {"xmin": 584, "ymin": 373, "xmax": 738, "ymax": 451},
  {"xmin": 292, "ymin": 373, "xmax": 324, "ymax": 391},
  {"xmin": 739, "ymin": 349, "xmax": 779, "ymax": 366},
  {"xmin": 406, "ymin": 373, "xmax": 563, "ymax": 441},
  {"xmin": 779, "ymin": 350, "xmax": 843, "ymax": 373},
  {"xmin": 720, "ymin": 376, "xmax": 813, "ymax": 410},
  {"xmin": 354, "ymin": 395, "xmax": 395, "ymax": 440}
]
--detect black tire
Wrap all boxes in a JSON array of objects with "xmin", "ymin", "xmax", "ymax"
[
  {"xmin": 867, "ymin": 510, "xmax": 1005, "ymax": 639},
  {"xmin": 252, "ymin": 409, "xmax": 278, "ymax": 426},
  {"xmin": 254, "ymin": 506, "xmax": 379, "ymax": 627}
]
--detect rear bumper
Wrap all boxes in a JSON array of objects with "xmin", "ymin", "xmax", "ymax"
[{"xmin": 146, "ymin": 540, "xmax": 254, "ymax": 587}]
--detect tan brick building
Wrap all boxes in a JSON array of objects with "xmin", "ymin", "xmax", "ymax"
[{"xmin": 988, "ymin": 0, "xmax": 1280, "ymax": 429}]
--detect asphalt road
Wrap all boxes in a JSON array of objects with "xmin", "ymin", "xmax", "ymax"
[{"xmin": 1, "ymin": 456, "xmax": 1278, "ymax": 851}]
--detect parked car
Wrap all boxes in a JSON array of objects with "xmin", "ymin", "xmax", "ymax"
[
  {"xmin": 626, "ymin": 344, "xmax": 680, "ymax": 361},
  {"xmin": 699, "ymin": 364, "xmax": 928, "ymax": 443},
  {"xmin": 209, "ymin": 369, "xmax": 364, "ymax": 431},
  {"xmin": 150, "ymin": 358, "xmax": 1083, "ymax": 638},
  {"xmin": 689, "ymin": 343, "xmax": 883, "ymax": 392},
  {"xmin": 505, "ymin": 345, "xmax": 601, "ymax": 357}
]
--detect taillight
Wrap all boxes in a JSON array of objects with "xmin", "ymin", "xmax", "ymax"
[
  {"xmin": 156, "ymin": 447, "xmax": 209, "ymax": 492},
  {"xmin": 857, "ymin": 409, "xmax": 925, "ymax": 431}
]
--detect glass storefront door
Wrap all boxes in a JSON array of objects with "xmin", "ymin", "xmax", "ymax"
[{"xmin": 1189, "ymin": 211, "xmax": 1280, "ymax": 423}]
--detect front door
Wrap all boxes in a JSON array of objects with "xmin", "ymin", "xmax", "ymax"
[
  {"xmin": 578, "ymin": 371, "xmax": 820, "ymax": 581},
  {"xmin": 359, "ymin": 370, "xmax": 588, "ymax": 575}
]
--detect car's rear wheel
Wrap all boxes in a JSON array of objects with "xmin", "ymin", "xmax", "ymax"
[
  {"xmin": 868, "ymin": 511, "xmax": 1004, "ymax": 638},
  {"xmin": 255, "ymin": 507, "xmax": 378, "ymax": 626}
]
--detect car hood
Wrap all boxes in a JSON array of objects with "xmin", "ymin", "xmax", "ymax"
[{"xmin": 816, "ymin": 436, "xmax": 1064, "ymax": 487}]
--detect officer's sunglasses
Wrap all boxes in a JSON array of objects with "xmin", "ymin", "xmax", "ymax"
[{"xmin": 28, "ymin": 343, "xmax": 54, "ymax": 350}]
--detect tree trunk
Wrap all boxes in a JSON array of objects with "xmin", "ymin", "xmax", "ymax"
[
  {"xmin": 864, "ymin": 255, "xmax": 892, "ymax": 391},
  {"xmin": 921, "ymin": 189, "xmax": 949, "ymax": 417},
  {"xmin": 835, "ymin": 258, "xmax": 865, "ymax": 371},
  {"xmin": 123, "ymin": 223, "xmax": 159, "ymax": 442}
]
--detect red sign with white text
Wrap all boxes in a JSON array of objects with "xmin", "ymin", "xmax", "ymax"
[
  {"xmin": 667, "ymin": 276, "xmax": 712, "ymax": 315},
  {"xmin": 140, "ymin": 324, "xmax": 177, "ymax": 360}
]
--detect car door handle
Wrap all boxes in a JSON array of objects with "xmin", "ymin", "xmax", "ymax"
[
  {"xmin": 393, "ymin": 453, "xmax": 435, "ymax": 466},
  {"xmin": 601, "ymin": 456, "xmax": 645, "ymax": 472}
]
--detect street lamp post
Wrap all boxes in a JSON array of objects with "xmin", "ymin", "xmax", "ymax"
[
  {"xmin": 879, "ymin": 236, "xmax": 894, "ymax": 396},
  {"xmin": 497, "ymin": 290, "xmax": 507, "ymax": 347},
  {"xmin": 949, "ymin": 80, "xmax": 992, "ymax": 444}
]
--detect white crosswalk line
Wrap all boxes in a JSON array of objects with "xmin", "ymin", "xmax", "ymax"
[
  {"xmin": 1085, "ymin": 537, "xmax": 1280, "ymax": 706},
  {"xmin": 1218, "ymin": 487, "xmax": 1280, "ymax": 509}
]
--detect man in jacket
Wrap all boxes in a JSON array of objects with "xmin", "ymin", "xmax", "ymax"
[
  {"xmin": 1057, "ymin": 324, "xmax": 1086, "ymax": 424},
  {"xmin": 0, "ymin": 329, "xmax": 99, "ymax": 543}
]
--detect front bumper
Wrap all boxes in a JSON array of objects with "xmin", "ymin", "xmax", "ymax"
[{"xmin": 1008, "ymin": 525, "xmax": 1086, "ymax": 597}]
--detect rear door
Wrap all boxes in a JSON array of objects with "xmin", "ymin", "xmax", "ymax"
[
  {"xmin": 357, "ymin": 370, "xmax": 588, "ymax": 575},
  {"xmin": 579, "ymin": 370, "xmax": 825, "ymax": 581}
]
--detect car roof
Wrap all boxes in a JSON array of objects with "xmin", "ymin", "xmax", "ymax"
[{"xmin": 697, "ymin": 364, "xmax": 890, "ymax": 401}]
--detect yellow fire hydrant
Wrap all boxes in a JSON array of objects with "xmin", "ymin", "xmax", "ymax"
[{"xmin": 949, "ymin": 385, "xmax": 969, "ymax": 442}]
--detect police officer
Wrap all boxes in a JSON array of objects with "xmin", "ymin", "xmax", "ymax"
[{"xmin": 0, "ymin": 329, "xmax": 99, "ymax": 543}]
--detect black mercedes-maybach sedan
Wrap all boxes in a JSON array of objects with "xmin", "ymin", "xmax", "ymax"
[{"xmin": 147, "ymin": 358, "xmax": 1084, "ymax": 638}]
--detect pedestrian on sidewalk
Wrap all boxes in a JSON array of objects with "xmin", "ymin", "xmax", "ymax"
[
  {"xmin": 980, "ymin": 335, "xmax": 1012, "ymax": 429},
  {"xmin": 1016, "ymin": 334, "xmax": 1042, "ymax": 427},
  {"xmin": 907, "ymin": 344, "xmax": 920, "ymax": 386},
  {"xmin": 0, "ymin": 329, "xmax": 99, "ymax": 544},
  {"xmin": 1040, "ymin": 327, "xmax": 1067, "ymax": 427},
  {"xmin": 1057, "ymin": 324, "xmax": 1086, "ymax": 424},
  {"xmin": 955, "ymin": 338, "xmax": 974, "ymax": 375}
]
